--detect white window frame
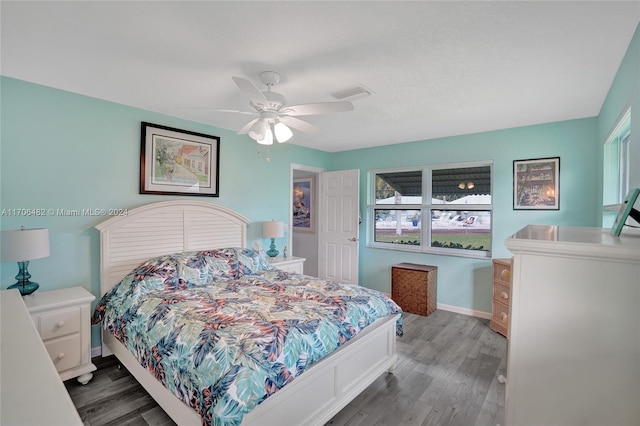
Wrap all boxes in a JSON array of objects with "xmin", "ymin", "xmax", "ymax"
[
  {"xmin": 367, "ymin": 160, "xmax": 493, "ymax": 259},
  {"xmin": 604, "ymin": 107, "xmax": 631, "ymax": 207}
]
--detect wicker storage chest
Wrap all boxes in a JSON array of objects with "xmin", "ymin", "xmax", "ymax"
[{"xmin": 391, "ymin": 263, "xmax": 437, "ymax": 316}]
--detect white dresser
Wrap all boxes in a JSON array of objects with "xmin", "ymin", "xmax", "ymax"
[
  {"xmin": 505, "ymin": 225, "xmax": 640, "ymax": 426},
  {"xmin": 266, "ymin": 256, "xmax": 306, "ymax": 274}
]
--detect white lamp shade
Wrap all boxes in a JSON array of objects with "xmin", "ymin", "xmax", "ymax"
[
  {"xmin": 256, "ymin": 127, "xmax": 274, "ymax": 145},
  {"xmin": 248, "ymin": 118, "xmax": 268, "ymax": 141},
  {"xmin": 263, "ymin": 221, "xmax": 284, "ymax": 238},
  {"xmin": 274, "ymin": 122, "xmax": 293, "ymax": 143},
  {"xmin": 1, "ymin": 228, "xmax": 50, "ymax": 262}
]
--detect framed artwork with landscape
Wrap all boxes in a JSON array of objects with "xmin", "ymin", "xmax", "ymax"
[
  {"xmin": 513, "ymin": 157, "xmax": 560, "ymax": 210},
  {"xmin": 293, "ymin": 177, "xmax": 314, "ymax": 232},
  {"xmin": 140, "ymin": 122, "xmax": 220, "ymax": 196}
]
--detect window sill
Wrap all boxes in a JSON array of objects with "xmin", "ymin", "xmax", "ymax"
[{"xmin": 367, "ymin": 242, "xmax": 491, "ymax": 259}]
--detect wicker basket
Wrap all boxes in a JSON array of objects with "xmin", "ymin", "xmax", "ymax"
[{"xmin": 391, "ymin": 263, "xmax": 437, "ymax": 316}]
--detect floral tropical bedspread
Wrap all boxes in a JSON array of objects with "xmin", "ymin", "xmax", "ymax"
[{"xmin": 92, "ymin": 248, "xmax": 402, "ymax": 426}]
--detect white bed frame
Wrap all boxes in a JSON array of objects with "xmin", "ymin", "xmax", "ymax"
[{"xmin": 96, "ymin": 200, "xmax": 399, "ymax": 426}]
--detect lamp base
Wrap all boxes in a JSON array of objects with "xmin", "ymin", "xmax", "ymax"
[
  {"xmin": 8, "ymin": 281, "xmax": 39, "ymax": 296},
  {"xmin": 266, "ymin": 238, "xmax": 279, "ymax": 257}
]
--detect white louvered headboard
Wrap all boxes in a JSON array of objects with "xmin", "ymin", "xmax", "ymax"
[{"xmin": 96, "ymin": 200, "xmax": 250, "ymax": 295}]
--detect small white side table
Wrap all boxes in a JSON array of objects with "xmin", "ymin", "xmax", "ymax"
[
  {"xmin": 266, "ymin": 256, "xmax": 306, "ymax": 274},
  {"xmin": 23, "ymin": 286, "xmax": 97, "ymax": 385}
]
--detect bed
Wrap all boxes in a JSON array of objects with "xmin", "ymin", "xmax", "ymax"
[{"xmin": 94, "ymin": 200, "xmax": 402, "ymax": 426}]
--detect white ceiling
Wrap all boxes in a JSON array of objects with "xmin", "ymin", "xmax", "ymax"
[{"xmin": 2, "ymin": 1, "xmax": 639, "ymax": 152}]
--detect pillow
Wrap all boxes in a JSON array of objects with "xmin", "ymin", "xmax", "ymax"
[
  {"xmin": 128, "ymin": 249, "xmax": 238, "ymax": 291},
  {"xmin": 184, "ymin": 248, "xmax": 238, "ymax": 281},
  {"xmin": 234, "ymin": 248, "xmax": 273, "ymax": 276}
]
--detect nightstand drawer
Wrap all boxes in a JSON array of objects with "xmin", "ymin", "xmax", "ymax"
[
  {"xmin": 492, "ymin": 300, "xmax": 509, "ymax": 324},
  {"xmin": 492, "ymin": 281, "xmax": 511, "ymax": 304},
  {"xmin": 44, "ymin": 334, "xmax": 82, "ymax": 373},
  {"xmin": 266, "ymin": 256, "xmax": 306, "ymax": 274},
  {"xmin": 493, "ymin": 262, "xmax": 511, "ymax": 285},
  {"xmin": 34, "ymin": 307, "xmax": 81, "ymax": 340}
]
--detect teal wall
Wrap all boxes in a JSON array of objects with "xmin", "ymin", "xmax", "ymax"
[
  {"xmin": 0, "ymin": 76, "xmax": 330, "ymax": 348},
  {"xmin": 330, "ymin": 117, "xmax": 599, "ymax": 313}
]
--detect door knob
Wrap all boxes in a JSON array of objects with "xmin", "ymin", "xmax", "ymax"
[{"xmin": 348, "ymin": 237, "xmax": 357, "ymax": 242}]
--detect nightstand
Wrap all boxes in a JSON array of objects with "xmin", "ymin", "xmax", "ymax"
[
  {"xmin": 490, "ymin": 258, "xmax": 512, "ymax": 337},
  {"xmin": 266, "ymin": 256, "xmax": 306, "ymax": 274},
  {"xmin": 23, "ymin": 286, "xmax": 97, "ymax": 384}
]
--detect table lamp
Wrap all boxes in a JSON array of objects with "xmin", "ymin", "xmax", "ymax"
[
  {"xmin": 1, "ymin": 227, "xmax": 50, "ymax": 295},
  {"xmin": 263, "ymin": 221, "xmax": 284, "ymax": 257}
]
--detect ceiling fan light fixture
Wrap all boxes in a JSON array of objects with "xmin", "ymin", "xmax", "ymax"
[
  {"xmin": 274, "ymin": 122, "xmax": 293, "ymax": 143},
  {"xmin": 256, "ymin": 127, "xmax": 273, "ymax": 145},
  {"xmin": 248, "ymin": 118, "xmax": 267, "ymax": 141}
]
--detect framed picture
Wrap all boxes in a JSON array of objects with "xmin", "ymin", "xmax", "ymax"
[
  {"xmin": 611, "ymin": 188, "xmax": 640, "ymax": 236},
  {"xmin": 140, "ymin": 122, "xmax": 220, "ymax": 196},
  {"xmin": 293, "ymin": 177, "xmax": 314, "ymax": 232},
  {"xmin": 513, "ymin": 157, "xmax": 560, "ymax": 210}
]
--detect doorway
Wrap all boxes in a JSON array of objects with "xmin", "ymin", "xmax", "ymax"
[{"xmin": 290, "ymin": 164, "xmax": 323, "ymax": 277}]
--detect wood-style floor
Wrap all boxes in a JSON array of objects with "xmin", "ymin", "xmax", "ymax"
[{"xmin": 66, "ymin": 310, "xmax": 507, "ymax": 426}]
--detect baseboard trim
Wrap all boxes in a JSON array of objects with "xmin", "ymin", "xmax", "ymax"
[
  {"xmin": 381, "ymin": 292, "xmax": 492, "ymax": 320},
  {"xmin": 437, "ymin": 303, "xmax": 492, "ymax": 320},
  {"xmin": 91, "ymin": 346, "xmax": 101, "ymax": 358}
]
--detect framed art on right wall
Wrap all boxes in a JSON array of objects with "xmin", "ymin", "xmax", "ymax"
[
  {"xmin": 513, "ymin": 157, "xmax": 560, "ymax": 210},
  {"xmin": 611, "ymin": 187, "xmax": 640, "ymax": 236}
]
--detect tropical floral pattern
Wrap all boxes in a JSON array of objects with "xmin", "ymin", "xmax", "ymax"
[{"xmin": 93, "ymin": 248, "xmax": 402, "ymax": 426}]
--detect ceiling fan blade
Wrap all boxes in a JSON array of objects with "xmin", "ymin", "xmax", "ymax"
[
  {"xmin": 281, "ymin": 101, "xmax": 354, "ymax": 116},
  {"xmin": 232, "ymin": 76, "xmax": 269, "ymax": 106},
  {"xmin": 237, "ymin": 118, "xmax": 260, "ymax": 134},
  {"xmin": 279, "ymin": 116, "xmax": 319, "ymax": 133},
  {"xmin": 180, "ymin": 107, "xmax": 257, "ymax": 115}
]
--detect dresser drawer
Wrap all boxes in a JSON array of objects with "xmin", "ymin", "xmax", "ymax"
[
  {"xmin": 44, "ymin": 334, "xmax": 82, "ymax": 373},
  {"xmin": 33, "ymin": 306, "xmax": 81, "ymax": 340},
  {"xmin": 492, "ymin": 281, "xmax": 511, "ymax": 304},
  {"xmin": 492, "ymin": 300, "xmax": 509, "ymax": 324},
  {"xmin": 493, "ymin": 262, "xmax": 511, "ymax": 285}
]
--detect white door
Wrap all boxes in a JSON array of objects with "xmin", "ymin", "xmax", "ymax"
[{"xmin": 318, "ymin": 169, "xmax": 360, "ymax": 284}]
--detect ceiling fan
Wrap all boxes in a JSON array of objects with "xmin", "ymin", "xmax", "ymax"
[{"xmin": 228, "ymin": 71, "xmax": 354, "ymax": 145}]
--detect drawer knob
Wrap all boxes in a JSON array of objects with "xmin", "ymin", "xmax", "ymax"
[
  {"xmin": 57, "ymin": 352, "xmax": 65, "ymax": 360},
  {"xmin": 500, "ymin": 269, "xmax": 511, "ymax": 281},
  {"xmin": 500, "ymin": 291, "xmax": 509, "ymax": 300},
  {"xmin": 56, "ymin": 321, "xmax": 65, "ymax": 328},
  {"xmin": 500, "ymin": 312, "xmax": 508, "ymax": 323}
]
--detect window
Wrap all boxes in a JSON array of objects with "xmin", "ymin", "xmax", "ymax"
[
  {"xmin": 603, "ymin": 107, "xmax": 631, "ymax": 206},
  {"xmin": 369, "ymin": 161, "xmax": 492, "ymax": 258}
]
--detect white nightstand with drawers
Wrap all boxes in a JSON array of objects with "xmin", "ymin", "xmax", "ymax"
[
  {"xmin": 23, "ymin": 286, "xmax": 96, "ymax": 384},
  {"xmin": 266, "ymin": 256, "xmax": 306, "ymax": 274}
]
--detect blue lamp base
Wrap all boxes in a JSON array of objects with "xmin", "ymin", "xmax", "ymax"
[
  {"xmin": 8, "ymin": 281, "xmax": 39, "ymax": 296},
  {"xmin": 266, "ymin": 238, "xmax": 279, "ymax": 257},
  {"xmin": 8, "ymin": 261, "xmax": 39, "ymax": 296}
]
